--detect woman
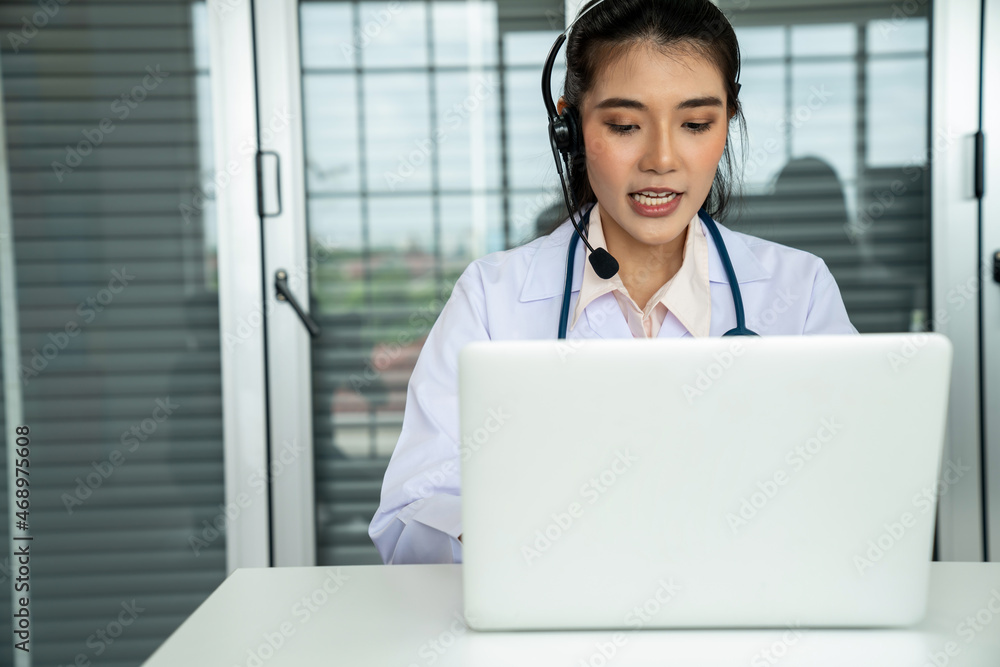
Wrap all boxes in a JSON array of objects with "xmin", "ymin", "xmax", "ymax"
[{"xmin": 369, "ymin": 0, "xmax": 857, "ymax": 564}]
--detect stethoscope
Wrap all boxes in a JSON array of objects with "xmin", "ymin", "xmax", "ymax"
[{"xmin": 556, "ymin": 202, "xmax": 758, "ymax": 340}]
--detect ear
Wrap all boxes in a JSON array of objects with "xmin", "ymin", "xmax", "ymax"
[{"xmin": 556, "ymin": 96, "xmax": 567, "ymax": 115}]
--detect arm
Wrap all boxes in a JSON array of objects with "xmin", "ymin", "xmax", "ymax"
[{"xmin": 368, "ymin": 264, "xmax": 489, "ymax": 564}]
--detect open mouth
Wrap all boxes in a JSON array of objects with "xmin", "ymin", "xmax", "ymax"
[{"xmin": 629, "ymin": 191, "xmax": 680, "ymax": 206}]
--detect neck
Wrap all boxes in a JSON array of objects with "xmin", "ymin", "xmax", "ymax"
[{"xmin": 600, "ymin": 204, "xmax": 688, "ymax": 311}]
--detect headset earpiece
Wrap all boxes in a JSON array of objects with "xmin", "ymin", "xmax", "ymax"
[{"xmin": 552, "ymin": 105, "xmax": 583, "ymax": 158}]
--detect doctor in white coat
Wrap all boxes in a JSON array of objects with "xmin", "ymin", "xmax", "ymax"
[{"xmin": 369, "ymin": 0, "xmax": 859, "ymax": 564}]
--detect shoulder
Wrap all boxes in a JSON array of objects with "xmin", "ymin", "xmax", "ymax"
[
  {"xmin": 718, "ymin": 222, "xmax": 835, "ymax": 287},
  {"xmin": 455, "ymin": 222, "xmax": 574, "ymax": 295},
  {"xmin": 715, "ymin": 222, "xmax": 855, "ymax": 333},
  {"xmin": 430, "ymin": 224, "xmax": 571, "ymax": 340}
]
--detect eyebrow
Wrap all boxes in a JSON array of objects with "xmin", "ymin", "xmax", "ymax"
[{"xmin": 593, "ymin": 96, "xmax": 724, "ymax": 111}]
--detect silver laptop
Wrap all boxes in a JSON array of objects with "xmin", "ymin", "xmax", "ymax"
[{"xmin": 458, "ymin": 334, "xmax": 953, "ymax": 630}]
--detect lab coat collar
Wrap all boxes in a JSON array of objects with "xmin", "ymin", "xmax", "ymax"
[{"xmin": 519, "ymin": 203, "xmax": 772, "ymax": 304}]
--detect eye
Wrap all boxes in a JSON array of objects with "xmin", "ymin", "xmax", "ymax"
[
  {"xmin": 685, "ymin": 122, "xmax": 712, "ymax": 134},
  {"xmin": 607, "ymin": 123, "xmax": 638, "ymax": 135}
]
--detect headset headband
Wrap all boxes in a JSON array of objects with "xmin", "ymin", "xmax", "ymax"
[{"xmin": 541, "ymin": 0, "xmax": 611, "ymax": 121}]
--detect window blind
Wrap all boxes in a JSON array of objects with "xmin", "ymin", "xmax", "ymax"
[{"xmin": 1, "ymin": 1, "xmax": 225, "ymax": 664}]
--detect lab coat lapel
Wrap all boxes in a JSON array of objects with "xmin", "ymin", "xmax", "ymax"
[
  {"xmin": 657, "ymin": 217, "xmax": 771, "ymax": 338},
  {"xmin": 702, "ymin": 215, "xmax": 771, "ymax": 336},
  {"xmin": 703, "ymin": 216, "xmax": 771, "ymax": 286},
  {"xmin": 520, "ymin": 204, "xmax": 630, "ymax": 341},
  {"xmin": 655, "ymin": 310, "xmax": 691, "ymax": 338},
  {"xmin": 656, "ymin": 216, "xmax": 770, "ymax": 339},
  {"xmin": 548, "ymin": 235, "xmax": 632, "ymax": 341},
  {"xmin": 578, "ymin": 292, "xmax": 632, "ymax": 339}
]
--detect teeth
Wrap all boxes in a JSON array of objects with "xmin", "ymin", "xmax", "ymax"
[{"xmin": 630, "ymin": 192, "xmax": 678, "ymax": 206}]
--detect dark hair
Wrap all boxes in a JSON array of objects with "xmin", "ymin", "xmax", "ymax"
[{"xmin": 553, "ymin": 0, "xmax": 747, "ymax": 229}]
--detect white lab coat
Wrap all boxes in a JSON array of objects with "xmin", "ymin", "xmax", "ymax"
[{"xmin": 369, "ymin": 210, "xmax": 859, "ymax": 564}]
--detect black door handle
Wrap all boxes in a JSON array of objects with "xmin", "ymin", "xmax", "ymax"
[{"xmin": 274, "ymin": 269, "xmax": 321, "ymax": 338}]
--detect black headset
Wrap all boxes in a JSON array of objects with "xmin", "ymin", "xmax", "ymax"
[{"xmin": 540, "ymin": 0, "xmax": 742, "ymax": 280}]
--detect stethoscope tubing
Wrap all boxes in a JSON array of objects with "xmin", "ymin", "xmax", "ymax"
[{"xmin": 557, "ymin": 205, "xmax": 758, "ymax": 339}]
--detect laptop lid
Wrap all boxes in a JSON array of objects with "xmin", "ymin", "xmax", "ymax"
[{"xmin": 459, "ymin": 334, "xmax": 953, "ymax": 630}]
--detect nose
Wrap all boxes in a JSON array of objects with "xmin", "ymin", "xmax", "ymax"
[{"xmin": 637, "ymin": 124, "xmax": 679, "ymax": 174}]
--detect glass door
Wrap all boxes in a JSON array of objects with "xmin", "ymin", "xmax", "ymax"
[
  {"xmin": 1, "ymin": 0, "xmax": 270, "ymax": 664},
  {"xmin": 257, "ymin": 0, "xmax": 570, "ymax": 566},
  {"xmin": 256, "ymin": 0, "xmax": 990, "ymax": 567}
]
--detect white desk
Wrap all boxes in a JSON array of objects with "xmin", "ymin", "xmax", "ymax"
[{"xmin": 145, "ymin": 563, "xmax": 1000, "ymax": 666}]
